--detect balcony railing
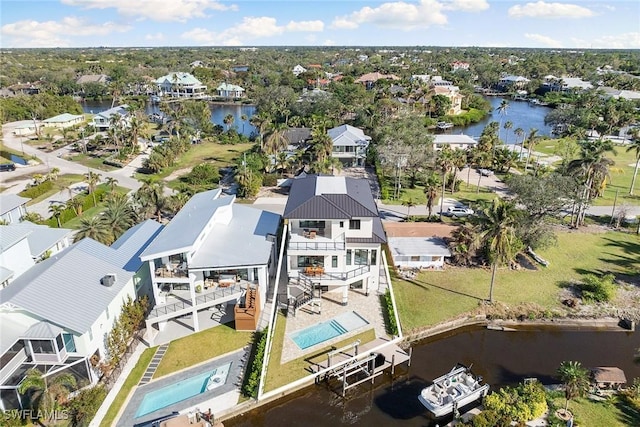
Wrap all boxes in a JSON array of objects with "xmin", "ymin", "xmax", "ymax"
[
  {"xmin": 288, "ymin": 241, "xmax": 346, "ymax": 251},
  {"xmin": 300, "ymin": 265, "xmax": 370, "ymax": 282},
  {"xmin": 155, "ymin": 266, "xmax": 189, "ymax": 278},
  {"xmin": 147, "ymin": 284, "xmax": 243, "ymax": 321}
]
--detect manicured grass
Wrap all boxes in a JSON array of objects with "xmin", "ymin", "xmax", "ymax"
[
  {"xmin": 67, "ymin": 153, "xmax": 119, "ymax": 171},
  {"xmin": 394, "ymin": 230, "xmax": 640, "ymax": 332},
  {"xmin": 22, "ymin": 174, "xmax": 85, "ymax": 205},
  {"xmin": 99, "ymin": 347, "xmax": 156, "ymax": 427},
  {"xmin": 153, "ymin": 323, "xmax": 253, "ymax": 379},
  {"xmin": 263, "ymin": 311, "xmax": 377, "ymax": 392},
  {"xmin": 382, "ymin": 184, "xmax": 497, "ymax": 207},
  {"xmin": 60, "ymin": 186, "xmax": 129, "ymax": 229},
  {"xmin": 549, "ymin": 395, "xmax": 640, "ymax": 427}
]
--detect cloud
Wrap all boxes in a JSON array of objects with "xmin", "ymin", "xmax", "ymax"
[
  {"xmin": 61, "ymin": 0, "xmax": 237, "ymax": 23},
  {"xmin": 508, "ymin": 1, "xmax": 595, "ymax": 19},
  {"xmin": 1, "ymin": 17, "xmax": 131, "ymax": 47},
  {"xmin": 145, "ymin": 32, "xmax": 165, "ymax": 41},
  {"xmin": 323, "ymin": 39, "xmax": 336, "ymax": 46},
  {"xmin": 525, "ymin": 33, "xmax": 563, "ymax": 48},
  {"xmin": 331, "ymin": 0, "xmax": 448, "ymax": 30},
  {"xmin": 181, "ymin": 16, "xmax": 324, "ymax": 45},
  {"xmin": 587, "ymin": 32, "xmax": 640, "ymax": 49},
  {"xmin": 442, "ymin": 0, "xmax": 489, "ymax": 12}
]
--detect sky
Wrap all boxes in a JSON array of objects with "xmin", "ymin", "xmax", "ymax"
[{"xmin": 1, "ymin": 0, "xmax": 639, "ymax": 49}]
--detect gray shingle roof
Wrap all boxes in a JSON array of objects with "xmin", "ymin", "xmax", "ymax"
[
  {"xmin": 140, "ymin": 189, "xmax": 226, "ymax": 259},
  {"xmin": 284, "ymin": 175, "xmax": 379, "ymax": 220},
  {"xmin": 0, "ymin": 194, "xmax": 29, "ymax": 215}
]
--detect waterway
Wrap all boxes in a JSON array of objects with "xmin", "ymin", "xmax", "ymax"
[
  {"xmin": 459, "ymin": 97, "xmax": 554, "ymax": 140},
  {"xmin": 80, "ymin": 100, "xmax": 257, "ymax": 137},
  {"xmin": 226, "ymin": 326, "xmax": 640, "ymax": 427}
]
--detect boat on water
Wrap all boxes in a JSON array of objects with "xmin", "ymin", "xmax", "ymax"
[
  {"xmin": 418, "ymin": 364, "xmax": 490, "ymax": 418},
  {"xmin": 436, "ymin": 121, "xmax": 454, "ymax": 130}
]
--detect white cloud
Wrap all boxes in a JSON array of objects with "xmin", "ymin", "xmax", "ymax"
[
  {"xmin": 525, "ymin": 33, "xmax": 563, "ymax": 48},
  {"xmin": 442, "ymin": 0, "xmax": 489, "ymax": 12},
  {"xmin": 181, "ymin": 16, "xmax": 324, "ymax": 45},
  {"xmin": 1, "ymin": 17, "xmax": 131, "ymax": 47},
  {"xmin": 145, "ymin": 32, "xmax": 165, "ymax": 41},
  {"xmin": 331, "ymin": 0, "xmax": 448, "ymax": 31},
  {"xmin": 323, "ymin": 39, "xmax": 336, "ymax": 46},
  {"xmin": 286, "ymin": 20, "xmax": 324, "ymax": 32},
  {"xmin": 61, "ymin": 0, "xmax": 237, "ymax": 23},
  {"xmin": 508, "ymin": 1, "xmax": 595, "ymax": 19},
  {"xmin": 590, "ymin": 32, "xmax": 640, "ymax": 49}
]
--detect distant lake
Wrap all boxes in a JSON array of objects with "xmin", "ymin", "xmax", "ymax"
[
  {"xmin": 80, "ymin": 100, "xmax": 257, "ymax": 137},
  {"xmin": 459, "ymin": 96, "xmax": 554, "ymax": 142}
]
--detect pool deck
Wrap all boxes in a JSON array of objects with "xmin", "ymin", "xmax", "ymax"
[{"xmin": 117, "ymin": 349, "xmax": 247, "ymax": 427}]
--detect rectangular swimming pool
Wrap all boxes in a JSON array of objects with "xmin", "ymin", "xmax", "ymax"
[
  {"xmin": 290, "ymin": 311, "xmax": 369, "ymax": 350},
  {"xmin": 135, "ymin": 362, "xmax": 231, "ymax": 418}
]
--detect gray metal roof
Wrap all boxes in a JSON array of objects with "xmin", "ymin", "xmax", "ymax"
[
  {"xmin": 110, "ymin": 219, "xmax": 163, "ymax": 271},
  {"xmin": 140, "ymin": 189, "xmax": 225, "ymax": 260},
  {"xmin": 189, "ymin": 204, "xmax": 280, "ymax": 269},
  {"xmin": 0, "ymin": 266, "xmax": 13, "ymax": 283},
  {"xmin": 388, "ymin": 237, "xmax": 452, "ymax": 257},
  {"xmin": 22, "ymin": 321, "xmax": 64, "ymax": 339},
  {"xmin": 0, "ymin": 194, "xmax": 29, "ymax": 215},
  {"xmin": 96, "ymin": 104, "xmax": 129, "ymax": 120},
  {"xmin": 284, "ymin": 175, "xmax": 379, "ymax": 220},
  {"xmin": 0, "ymin": 226, "xmax": 31, "ymax": 251},
  {"xmin": 4, "ymin": 222, "xmax": 73, "ymax": 258},
  {"xmin": 328, "ymin": 124, "xmax": 371, "ymax": 147}
]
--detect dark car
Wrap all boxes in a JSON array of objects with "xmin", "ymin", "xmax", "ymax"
[{"xmin": 0, "ymin": 163, "xmax": 16, "ymax": 172}]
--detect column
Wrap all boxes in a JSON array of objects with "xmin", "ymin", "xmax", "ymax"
[
  {"xmin": 148, "ymin": 261, "xmax": 160, "ymax": 306},
  {"xmin": 190, "ymin": 273, "xmax": 199, "ymax": 332},
  {"xmin": 341, "ymin": 285, "xmax": 348, "ymax": 306}
]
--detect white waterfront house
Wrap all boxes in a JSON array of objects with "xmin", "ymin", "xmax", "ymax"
[
  {"xmin": 216, "ymin": 83, "xmax": 245, "ymax": 98},
  {"xmin": 432, "ymin": 134, "xmax": 478, "ymax": 151},
  {"xmin": 155, "ymin": 72, "xmax": 208, "ymax": 98},
  {"xmin": 284, "ymin": 175, "xmax": 386, "ymax": 308},
  {"xmin": 92, "ymin": 104, "xmax": 130, "ymax": 131},
  {"xmin": 328, "ymin": 124, "xmax": 372, "ymax": 167}
]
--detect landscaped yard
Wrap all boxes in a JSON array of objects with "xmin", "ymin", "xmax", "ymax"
[
  {"xmin": 19, "ymin": 174, "xmax": 85, "ymax": 205},
  {"xmin": 393, "ymin": 230, "xmax": 640, "ymax": 332},
  {"xmin": 153, "ymin": 323, "xmax": 253, "ymax": 379},
  {"xmin": 548, "ymin": 393, "xmax": 640, "ymax": 427},
  {"xmin": 264, "ymin": 311, "xmax": 377, "ymax": 392},
  {"xmin": 66, "ymin": 153, "xmax": 119, "ymax": 171},
  {"xmin": 382, "ymin": 182, "xmax": 497, "ymax": 207}
]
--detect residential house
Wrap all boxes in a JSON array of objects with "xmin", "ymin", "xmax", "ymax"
[
  {"xmin": 42, "ymin": 113, "xmax": 85, "ymax": 129},
  {"xmin": 6, "ymin": 82, "xmax": 41, "ymax": 96},
  {"xmin": 216, "ymin": 83, "xmax": 245, "ymax": 98},
  {"xmin": 231, "ymin": 65, "xmax": 250, "ymax": 73},
  {"xmin": 355, "ymin": 72, "xmax": 401, "ymax": 90},
  {"xmin": 299, "ymin": 87, "xmax": 331, "ymax": 102},
  {"xmin": 0, "ymin": 222, "xmax": 73, "ymax": 287},
  {"xmin": 75, "ymin": 74, "xmax": 110, "ymax": 85},
  {"xmin": 451, "ymin": 61, "xmax": 470, "ymax": 72},
  {"xmin": 600, "ymin": 87, "xmax": 640, "ymax": 100},
  {"xmin": 542, "ymin": 75, "xmax": 593, "ymax": 92},
  {"xmin": 384, "ymin": 222, "xmax": 455, "ymax": 270},
  {"xmin": 432, "ymin": 134, "xmax": 477, "ymax": 151},
  {"xmin": 189, "ymin": 60, "xmax": 205, "ymax": 68},
  {"xmin": 431, "ymin": 85, "xmax": 464, "ymax": 115},
  {"xmin": 498, "ymin": 75, "xmax": 530, "ymax": 89},
  {"xmin": 92, "ymin": 104, "xmax": 130, "ymax": 131},
  {"xmin": 292, "ymin": 65, "xmax": 307, "ymax": 77},
  {"xmin": 11, "ymin": 121, "xmax": 39, "ymax": 137},
  {"xmin": 328, "ymin": 124, "xmax": 372, "ymax": 167},
  {"xmin": 0, "ymin": 195, "xmax": 29, "ymax": 225},
  {"xmin": 283, "ymin": 175, "xmax": 386, "ymax": 308},
  {"xmin": 155, "ymin": 72, "xmax": 208, "ymax": 98},
  {"xmin": 139, "ymin": 189, "xmax": 280, "ymax": 343},
  {"xmin": 0, "ymin": 220, "xmax": 162, "ymax": 410}
]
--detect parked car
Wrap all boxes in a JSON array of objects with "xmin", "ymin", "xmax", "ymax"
[
  {"xmin": 478, "ymin": 168, "xmax": 494, "ymax": 176},
  {"xmin": 445, "ymin": 206, "xmax": 475, "ymax": 217},
  {"xmin": 0, "ymin": 163, "xmax": 16, "ymax": 172}
]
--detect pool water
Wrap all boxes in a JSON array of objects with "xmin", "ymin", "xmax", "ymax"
[
  {"xmin": 290, "ymin": 311, "xmax": 369, "ymax": 350},
  {"xmin": 135, "ymin": 362, "xmax": 232, "ymax": 418}
]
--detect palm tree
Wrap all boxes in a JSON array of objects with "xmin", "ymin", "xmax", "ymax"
[
  {"xmin": 310, "ymin": 125, "xmax": 333, "ymax": 163},
  {"xmin": 423, "ymin": 173, "xmax": 440, "ymax": 217},
  {"xmin": 74, "ymin": 215, "xmax": 110, "ymax": 243},
  {"xmin": 85, "ymin": 171, "xmax": 102, "ymax": 207},
  {"xmin": 448, "ymin": 223, "xmax": 480, "ymax": 266},
  {"xmin": 557, "ymin": 361, "xmax": 589, "ymax": 416},
  {"xmin": 476, "ymin": 198, "xmax": 522, "ymax": 302},
  {"xmin": 514, "ymin": 127, "xmax": 525, "ymax": 160},
  {"xmin": 503, "ymin": 120, "xmax": 513, "ymax": 145},
  {"xmin": 524, "ymin": 128, "xmax": 539, "ymax": 172},
  {"xmin": 21, "ymin": 212, "xmax": 44, "ymax": 223},
  {"xmin": 102, "ymin": 194, "xmax": 136, "ymax": 243},
  {"xmin": 18, "ymin": 368, "xmax": 77, "ymax": 414},
  {"xmin": 48, "ymin": 203, "xmax": 65, "ymax": 228},
  {"xmin": 223, "ymin": 114, "xmax": 235, "ymax": 131},
  {"xmin": 47, "ymin": 167, "xmax": 60, "ymax": 181},
  {"xmin": 496, "ymin": 100, "xmax": 509, "ymax": 142},
  {"xmin": 263, "ymin": 122, "xmax": 289, "ymax": 156},
  {"xmin": 436, "ymin": 147, "xmax": 455, "ymax": 220},
  {"xmin": 105, "ymin": 176, "xmax": 119, "ymax": 193},
  {"xmin": 136, "ymin": 178, "xmax": 166, "ymax": 222},
  {"xmin": 66, "ymin": 197, "xmax": 83, "ymax": 216},
  {"xmin": 402, "ymin": 198, "xmax": 417, "ymax": 218},
  {"xmin": 626, "ymin": 129, "xmax": 640, "ymax": 195}
]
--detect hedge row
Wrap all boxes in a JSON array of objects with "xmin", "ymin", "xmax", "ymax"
[
  {"xmin": 19, "ymin": 180, "xmax": 55, "ymax": 199},
  {"xmin": 383, "ymin": 289, "xmax": 399, "ymax": 336},
  {"xmin": 241, "ymin": 328, "xmax": 268, "ymax": 399},
  {"xmin": 45, "ymin": 188, "xmax": 107, "ymax": 228}
]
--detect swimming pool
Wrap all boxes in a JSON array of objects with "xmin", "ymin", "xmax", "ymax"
[
  {"xmin": 135, "ymin": 362, "xmax": 231, "ymax": 418},
  {"xmin": 290, "ymin": 311, "xmax": 369, "ymax": 350}
]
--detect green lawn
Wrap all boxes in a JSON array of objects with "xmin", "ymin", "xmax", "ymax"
[
  {"xmin": 66, "ymin": 153, "xmax": 119, "ymax": 171},
  {"xmin": 99, "ymin": 347, "xmax": 156, "ymax": 427},
  {"xmin": 548, "ymin": 394, "xmax": 640, "ymax": 427},
  {"xmin": 394, "ymin": 231, "xmax": 640, "ymax": 332},
  {"xmin": 153, "ymin": 323, "xmax": 253, "ymax": 379},
  {"xmin": 21, "ymin": 174, "xmax": 85, "ymax": 206},
  {"xmin": 264, "ymin": 311, "xmax": 377, "ymax": 392},
  {"xmin": 382, "ymin": 183, "xmax": 497, "ymax": 207}
]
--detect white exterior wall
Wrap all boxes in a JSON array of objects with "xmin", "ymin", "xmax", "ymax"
[
  {"xmin": 0, "ymin": 239, "xmax": 34, "ymax": 284},
  {"xmin": 393, "ymin": 255, "xmax": 445, "ymax": 269},
  {"xmin": 1, "ymin": 206, "xmax": 27, "ymax": 225},
  {"xmin": 345, "ymin": 218, "xmax": 373, "ymax": 239}
]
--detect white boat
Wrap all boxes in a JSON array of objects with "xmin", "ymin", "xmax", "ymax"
[
  {"xmin": 418, "ymin": 364, "xmax": 490, "ymax": 418},
  {"xmin": 436, "ymin": 121, "xmax": 454, "ymax": 130}
]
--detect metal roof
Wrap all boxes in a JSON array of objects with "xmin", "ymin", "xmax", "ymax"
[
  {"xmin": 433, "ymin": 134, "xmax": 477, "ymax": 145},
  {"xmin": 388, "ymin": 237, "xmax": 452, "ymax": 257},
  {"xmin": 189, "ymin": 205, "xmax": 280, "ymax": 269},
  {"xmin": 96, "ymin": 104, "xmax": 129, "ymax": 119},
  {"xmin": 43, "ymin": 113, "xmax": 84, "ymax": 123},
  {"xmin": 328, "ymin": 124, "xmax": 371, "ymax": 147},
  {"xmin": 4, "ymin": 222, "xmax": 73, "ymax": 258},
  {"xmin": 283, "ymin": 175, "xmax": 379, "ymax": 220},
  {"xmin": 0, "ymin": 226, "xmax": 31, "ymax": 251},
  {"xmin": 0, "ymin": 194, "xmax": 29, "ymax": 215},
  {"xmin": 22, "ymin": 321, "xmax": 64, "ymax": 339},
  {"xmin": 0, "ymin": 266, "xmax": 14, "ymax": 283},
  {"xmin": 110, "ymin": 219, "xmax": 163, "ymax": 271},
  {"xmin": 156, "ymin": 72, "xmax": 204, "ymax": 86},
  {"xmin": 140, "ymin": 189, "xmax": 226, "ymax": 259}
]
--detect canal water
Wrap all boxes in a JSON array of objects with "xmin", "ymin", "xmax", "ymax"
[
  {"xmin": 460, "ymin": 97, "xmax": 553, "ymax": 140},
  {"xmin": 80, "ymin": 100, "xmax": 257, "ymax": 137},
  {"xmin": 226, "ymin": 326, "xmax": 640, "ymax": 427}
]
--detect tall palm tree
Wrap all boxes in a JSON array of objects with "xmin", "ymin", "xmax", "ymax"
[
  {"xmin": 263, "ymin": 122, "xmax": 289, "ymax": 156},
  {"xmin": 310, "ymin": 125, "xmax": 333, "ymax": 163},
  {"xmin": 626, "ymin": 129, "xmax": 640, "ymax": 195},
  {"xmin": 48, "ymin": 203, "xmax": 65, "ymax": 228},
  {"xmin": 557, "ymin": 361, "xmax": 589, "ymax": 416},
  {"xmin": 448, "ymin": 223, "xmax": 480, "ymax": 266},
  {"xmin": 436, "ymin": 147, "xmax": 455, "ymax": 220},
  {"xmin": 450, "ymin": 149, "xmax": 466, "ymax": 193},
  {"xmin": 524, "ymin": 128, "xmax": 539, "ymax": 172},
  {"xmin": 402, "ymin": 198, "xmax": 417, "ymax": 218},
  {"xmin": 74, "ymin": 215, "xmax": 110, "ymax": 243},
  {"xmin": 136, "ymin": 179, "xmax": 166, "ymax": 222},
  {"xmin": 105, "ymin": 176, "xmax": 119, "ymax": 193},
  {"xmin": 47, "ymin": 167, "xmax": 60, "ymax": 182},
  {"xmin": 18, "ymin": 368, "xmax": 77, "ymax": 414},
  {"xmin": 85, "ymin": 171, "xmax": 102, "ymax": 207},
  {"xmin": 503, "ymin": 120, "xmax": 513, "ymax": 145},
  {"xmin": 514, "ymin": 127, "xmax": 525, "ymax": 160},
  {"xmin": 423, "ymin": 173, "xmax": 440, "ymax": 217},
  {"xmin": 476, "ymin": 198, "xmax": 522, "ymax": 302},
  {"xmin": 223, "ymin": 114, "xmax": 235, "ymax": 131},
  {"xmin": 496, "ymin": 100, "xmax": 509, "ymax": 142},
  {"xmin": 66, "ymin": 197, "xmax": 83, "ymax": 216}
]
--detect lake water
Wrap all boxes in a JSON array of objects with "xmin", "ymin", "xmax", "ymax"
[
  {"xmin": 226, "ymin": 326, "xmax": 640, "ymax": 427},
  {"xmin": 459, "ymin": 97, "xmax": 554, "ymax": 141},
  {"xmin": 80, "ymin": 100, "xmax": 257, "ymax": 137}
]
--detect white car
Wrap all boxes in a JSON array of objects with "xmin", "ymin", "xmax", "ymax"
[
  {"xmin": 446, "ymin": 206, "xmax": 475, "ymax": 217},
  {"xmin": 478, "ymin": 168, "xmax": 494, "ymax": 177}
]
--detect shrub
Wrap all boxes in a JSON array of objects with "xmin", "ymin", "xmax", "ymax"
[
  {"xmin": 103, "ymin": 159, "xmax": 124, "ymax": 168},
  {"xmin": 482, "ymin": 380, "xmax": 547, "ymax": 424},
  {"xmin": 579, "ymin": 273, "xmax": 616, "ymax": 303},
  {"xmin": 382, "ymin": 289, "xmax": 399, "ymax": 336},
  {"xmin": 262, "ymin": 173, "xmax": 277, "ymax": 187},
  {"xmin": 242, "ymin": 328, "xmax": 268, "ymax": 398},
  {"xmin": 66, "ymin": 384, "xmax": 107, "ymax": 427},
  {"xmin": 19, "ymin": 180, "xmax": 54, "ymax": 198},
  {"xmin": 182, "ymin": 163, "xmax": 220, "ymax": 186}
]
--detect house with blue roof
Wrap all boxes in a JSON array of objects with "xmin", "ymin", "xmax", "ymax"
[
  {"xmin": 139, "ymin": 189, "xmax": 280, "ymax": 343},
  {"xmin": 92, "ymin": 104, "xmax": 130, "ymax": 131},
  {"xmin": 155, "ymin": 72, "xmax": 208, "ymax": 99},
  {"xmin": 328, "ymin": 124, "xmax": 372, "ymax": 167},
  {"xmin": 216, "ymin": 82, "xmax": 245, "ymax": 98},
  {"xmin": 0, "ymin": 219, "xmax": 162, "ymax": 411}
]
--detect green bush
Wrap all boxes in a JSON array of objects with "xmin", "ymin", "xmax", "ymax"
[
  {"xmin": 66, "ymin": 384, "xmax": 107, "ymax": 427},
  {"xmin": 482, "ymin": 380, "xmax": 547, "ymax": 424},
  {"xmin": 19, "ymin": 180, "xmax": 54, "ymax": 198},
  {"xmin": 242, "ymin": 328, "xmax": 268, "ymax": 398},
  {"xmin": 262, "ymin": 173, "xmax": 277, "ymax": 187},
  {"xmin": 182, "ymin": 163, "xmax": 220, "ymax": 186},
  {"xmin": 383, "ymin": 289, "xmax": 399, "ymax": 336},
  {"xmin": 579, "ymin": 273, "xmax": 616, "ymax": 303}
]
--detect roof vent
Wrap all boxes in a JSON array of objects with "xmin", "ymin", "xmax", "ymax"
[{"xmin": 101, "ymin": 274, "xmax": 116, "ymax": 287}]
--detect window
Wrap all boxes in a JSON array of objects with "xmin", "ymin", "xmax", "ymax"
[
  {"xmin": 297, "ymin": 256, "xmax": 324, "ymax": 268},
  {"xmin": 332, "ymin": 256, "xmax": 338, "ymax": 268},
  {"xmin": 339, "ymin": 221, "xmax": 344, "ymax": 228},
  {"xmin": 300, "ymin": 220, "xmax": 325, "ymax": 229},
  {"xmin": 411, "ymin": 256, "xmax": 421, "ymax": 261},
  {"xmin": 346, "ymin": 250, "xmax": 352, "ymax": 266},
  {"xmin": 354, "ymin": 249, "xmax": 368, "ymax": 265},
  {"xmin": 56, "ymin": 335, "xmax": 64, "ymax": 352},
  {"xmin": 63, "ymin": 334, "xmax": 77, "ymax": 353},
  {"xmin": 371, "ymin": 249, "xmax": 377, "ymax": 266},
  {"xmin": 31, "ymin": 340, "xmax": 55, "ymax": 354},
  {"xmin": 349, "ymin": 220, "xmax": 361, "ymax": 230}
]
